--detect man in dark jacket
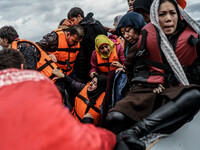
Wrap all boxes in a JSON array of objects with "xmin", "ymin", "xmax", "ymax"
[
  {"xmin": 67, "ymin": 7, "xmax": 107, "ymax": 83},
  {"xmin": 133, "ymin": 0, "xmax": 152, "ymax": 23}
]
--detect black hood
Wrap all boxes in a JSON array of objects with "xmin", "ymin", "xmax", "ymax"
[
  {"xmin": 80, "ymin": 12, "xmax": 96, "ymax": 25},
  {"xmin": 133, "ymin": 0, "xmax": 152, "ymax": 14}
]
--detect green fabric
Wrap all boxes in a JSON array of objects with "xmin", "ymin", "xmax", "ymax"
[{"xmin": 95, "ymin": 35, "xmax": 114, "ymax": 59}]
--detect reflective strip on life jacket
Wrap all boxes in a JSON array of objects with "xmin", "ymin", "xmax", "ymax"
[
  {"xmin": 50, "ymin": 29, "xmax": 80, "ymax": 75},
  {"xmin": 11, "ymin": 39, "xmax": 61, "ymax": 83},
  {"xmin": 72, "ymin": 83, "xmax": 105, "ymax": 125},
  {"xmin": 96, "ymin": 46, "xmax": 119, "ymax": 76}
]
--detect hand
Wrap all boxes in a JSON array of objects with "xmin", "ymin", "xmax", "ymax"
[
  {"xmin": 52, "ymin": 69, "xmax": 65, "ymax": 80},
  {"xmin": 90, "ymin": 72, "xmax": 97, "ymax": 78},
  {"xmin": 153, "ymin": 84, "xmax": 165, "ymax": 94},
  {"xmin": 115, "ymin": 67, "xmax": 125, "ymax": 73},
  {"xmin": 49, "ymin": 54, "xmax": 57, "ymax": 62},
  {"xmin": 128, "ymin": 6, "xmax": 133, "ymax": 12},
  {"xmin": 83, "ymin": 113, "xmax": 93, "ymax": 119},
  {"xmin": 110, "ymin": 61, "xmax": 123, "ymax": 68}
]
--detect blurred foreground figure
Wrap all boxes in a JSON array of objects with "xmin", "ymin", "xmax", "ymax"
[{"xmin": 0, "ymin": 49, "xmax": 126, "ymax": 150}]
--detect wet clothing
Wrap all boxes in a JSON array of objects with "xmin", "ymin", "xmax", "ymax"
[
  {"xmin": 75, "ymin": 12, "xmax": 107, "ymax": 83},
  {"xmin": 0, "ymin": 68, "xmax": 116, "ymax": 150},
  {"xmin": 36, "ymin": 29, "xmax": 80, "ymax": 75},
  {"xmin": 110, "ymin": 21, "xmax": 200, "ymax": 122}
]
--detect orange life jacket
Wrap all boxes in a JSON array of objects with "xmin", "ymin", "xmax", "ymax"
[
  {"xmin": 116, "ymin": 37, "xmax": 125, "ymax": 49},
  {"xmin": 72, "ymin": 83, "xmax": 105, "ymax": 125},
  {"xmin": 11, "ymin": 39, "xmax": 61, "ymax": 83},
  {"xmin": 96, "ymin": 46, "xmax": 119, "ymax": 76},
  {"xmin": 50, "ymin": 29, "xmax": 80, "ymax": 75}
]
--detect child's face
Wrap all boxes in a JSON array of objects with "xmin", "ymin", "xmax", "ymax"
[
  {"xmin": 99, "ymin": 44, "xmax": 111, "ymax": 56},
  {"xmin": 120, "ymin": 26, "xmax": 139, "ymax": 44}
]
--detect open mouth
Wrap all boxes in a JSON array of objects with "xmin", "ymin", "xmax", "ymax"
[{"xmin": 164, "ymin": 25, "xmax": 174, "ymax": 29}]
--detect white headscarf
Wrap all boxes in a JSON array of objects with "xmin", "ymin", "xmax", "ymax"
[{"xmin": 150, "ymin": 0, "xmax": 200, "ymax": 85}]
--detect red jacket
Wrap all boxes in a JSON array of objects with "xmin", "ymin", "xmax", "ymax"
[{"xmin": 0, "ymin": 69, "xmax": 116, "ymax": 150}]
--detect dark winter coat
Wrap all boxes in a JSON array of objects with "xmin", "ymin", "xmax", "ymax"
[{"xmin": 75, "ymin": 12, "xmax": 107, "ymax": 83}]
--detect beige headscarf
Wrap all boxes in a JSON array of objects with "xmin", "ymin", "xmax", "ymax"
[{"xmin": 95, "ymin": 35, "xmax": 115, "ymax": 59}]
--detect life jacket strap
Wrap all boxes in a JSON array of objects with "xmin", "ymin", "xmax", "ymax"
[{"xmin": 77, "ymin": 94, "xmax": 101, "ymax": 114}]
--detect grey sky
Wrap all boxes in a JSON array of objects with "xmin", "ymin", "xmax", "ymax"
[{"xmin": 0, "ymin": 0, "xmax": 199, "ymax": 42}]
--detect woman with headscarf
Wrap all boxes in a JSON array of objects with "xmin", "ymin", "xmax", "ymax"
[
  {"xmin": 53, "ymin": 69, "xmax": 107, "ymax": 125},
  {"xmin": 89, "ymin": 34, "xmax": 125, "ymax": 78},
  {"xmin": 105, "ymin": 0, "xmax": 200, "ymax": 149},
  {"xmin": 116, "ymin": 12, "xmax": 146, "ymax": 58}
]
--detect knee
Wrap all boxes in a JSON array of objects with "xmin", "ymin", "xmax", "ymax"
[{"xmin": 106, "ymin": 111, "xmax": 127, "ymax": 123}]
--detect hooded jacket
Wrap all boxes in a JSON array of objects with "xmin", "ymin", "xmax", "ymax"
[{"xmin": 75, "ymin": 12, "xmax": 107, "ymax": 82}]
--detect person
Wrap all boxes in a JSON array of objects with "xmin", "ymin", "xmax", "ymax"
[
  {"xmin": 89, "ymin": 35, "xmax": 125, "ymax": 78},
  {"xmin": 100, "ymin": 12, "xmax": 145, "ymax": 127},
  {"xmin": 127, "ymin": 0, "xmax": 135, "ymax": 12},
  {"xmin": 58, "ymin": 19, "xmax": 72, "ymax": 29},
  {"xmin": 0, "ymin": 48, "xmax": 26, "ymax": 70},
  {"xmin": 0, "ymin": 25, "xmax": 37, "ymax": 70},
  {"xmin": 67, "ymin": 7, "xmax": 107, "ymax": 83},
  {"xmin": 133, "ymin": 0, "xmax": 152, "ymax": 23},
  {"xmin": 0, "ymin": 48, "xmax": 129, "ymax": 150},
  {"xmin": 116, "ymin": 12, "xmax": 146, "ymax": 58},
  {"xmin": 52, "ymin": 68, "xmax": 107, "ymax": 125},
  {"xmin": 104, "ymin": 15, "xmax": 123, "ymax": 35},
  {"xmin": 36, "ymin": 25, "xmax": 84, "ymax": 78},
  {"xmin": 106, "ymin": 0, "xmax": 200, "ymax": 149},
  {"xmin": 0, "ymin": 25, "xmax": 63, "ymax": 83}
]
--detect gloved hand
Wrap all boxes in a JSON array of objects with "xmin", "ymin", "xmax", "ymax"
[{"xmin": 118, "ymin": 129, "xmax": 146, "ymax": 150}]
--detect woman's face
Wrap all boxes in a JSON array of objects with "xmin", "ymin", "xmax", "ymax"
[
  {"xmin": 120, "ymin": 26, "xmax": 139, "ymax": 44},
  {"xmin": 99, "ymin": 44, "xmax": 111, "ymax": 56},
  {"xmin": 158, "ymin": 1, "xmax": 178, "ymax": 35},
  {"xmin": 87, "ymin": 77, "xmax": 98, "ymax": 92}
]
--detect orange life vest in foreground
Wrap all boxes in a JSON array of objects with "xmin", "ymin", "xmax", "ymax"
[
  {"xmin": 11, "ymin": 39, "xmax": 61, "ymax": 82},
  {"xmin": 50, "ymin": 29, "xmax": 80, "ymax": 75},
  {"xmin": 96, "ymin": 46, "xmax": 119, "ymax": 76},
  {"xmin": 72, "ymin": 83, "xmax": 105, "ymax": 125}
]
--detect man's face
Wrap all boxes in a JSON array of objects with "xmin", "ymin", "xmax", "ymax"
[
  {"xmin": 69, "ymin": 17, "xmax": 80, "ymax": 25},
  {"xmin": 66, "ymin": 33, "xmax": 82, "ymax": 47},
  {"xmin": 0, "ymin": 38, "xmax": 9, "ymax": 48}
]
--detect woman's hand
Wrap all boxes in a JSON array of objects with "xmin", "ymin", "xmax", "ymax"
[
  {"xmin": 153, "ymin": 84, "xmax": 165, "ymax": 94},
  {"xmin": 90, "ymin": 72, "xmax": 97, "ymax": 78},
  {"xmin": 49, "ymin": 54, "xmax": 57, "ymax": 62},
  {"xmin": 115, "ymin": 67, "xmax": 125, "ymax": 73},
  {"xmin": 52, "ymin": 69, "xmax": 65, "ymax": 80},
  {"xmin": 110, "ymin": 61, "xmax": 123, "ymax": 68}
]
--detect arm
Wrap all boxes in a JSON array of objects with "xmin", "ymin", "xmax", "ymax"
[
  {"xmin": 53, "ymin": 69, "xmax": 85, "ymax": 92},
  {"xmin": 124, "ymin": 43, "xmax": 138, "ymax": 85},
  {"xmin": 89, "ymin": 51, "xmax": 99, "ymax": 78},
  {"xmin": 116, "ymin": 44, "xmax": 125, "ymax": 65},
  {"xmin": 36, "ymin": 31, "xmax": 58, "ymax": 52}
]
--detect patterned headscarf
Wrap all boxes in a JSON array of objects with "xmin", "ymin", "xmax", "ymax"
[
  {"xmin": 150, "ymin": 0, "xmax": 200, "ymax": 85},
  {"xmin": 95, "ymin": 35, "xmax": 115, "ymax": 59}
]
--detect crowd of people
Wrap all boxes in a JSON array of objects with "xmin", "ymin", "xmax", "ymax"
[{"xmin": 0, "ymin": 0, "xmax": 200, "ymax": 150}]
